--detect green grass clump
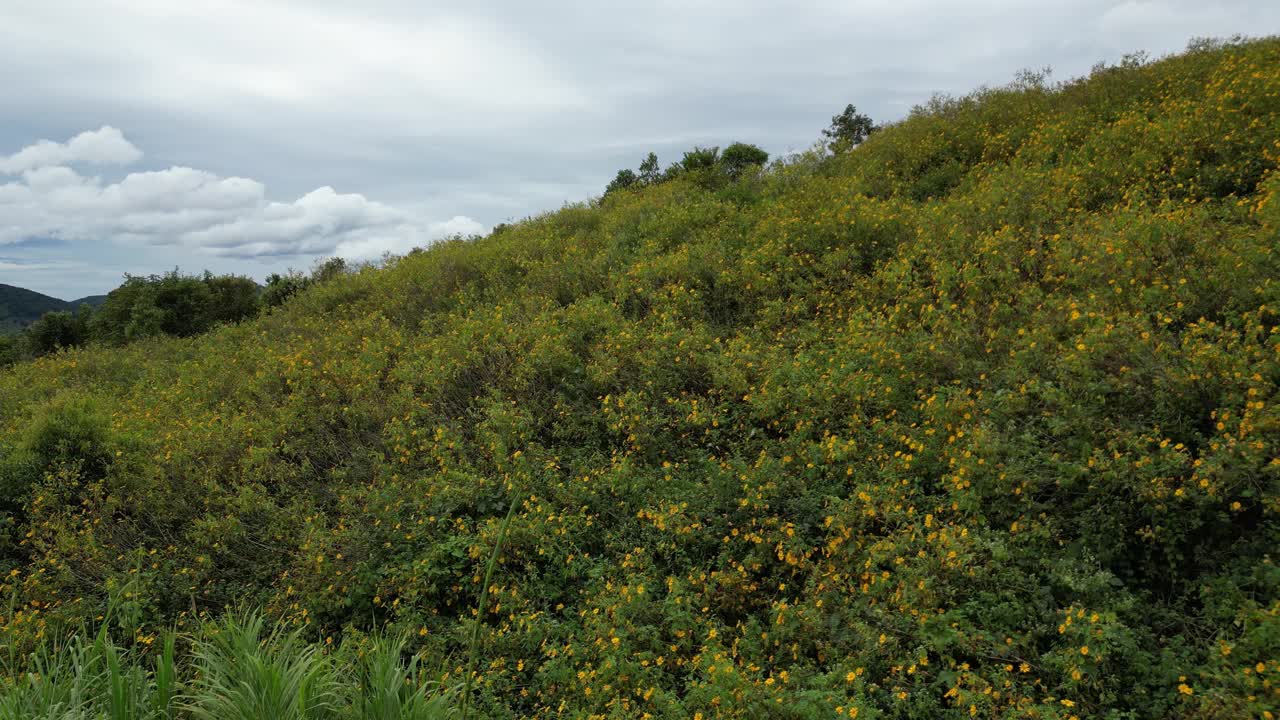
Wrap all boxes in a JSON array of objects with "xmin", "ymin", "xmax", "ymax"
[
  {"xmin": 2, "ymin": 37, "xmax": 1279, "ymax": 718},
  {"xmin": 0, "ymin": 629, "xmax": 175, "ymax": 720},
  {"xmin": 0, "ymin": 612, "xmax": 457, "ymax": 719}
]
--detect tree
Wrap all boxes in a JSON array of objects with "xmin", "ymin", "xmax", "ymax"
[
  {"xmin": 91, "ymin": 271, "xmax": 213, "ymax": 342},
  {"xmin": 203, "ymin": 273, "xmax": 261, "ymax": 325},
  {"xmin": 823, "ymin": 104, "xmax": 878, "ymax": 151},
  {"xmin": 679, "ymin": 146, "xmax": 720, "ymax": 173},
  {"xmin": 604, "ymin": 169, "xmax": 639, "ymax": 196},
  {"xmin": 638, "ymin": 153, "xmax": 661, "ymax": 184},
  {"xmin": 310, "ymin": 257, "xmax": 349, "ymax": 284},
  {"xmin": 0, "ymin": 334, "xmax": 17, "ymax": 366},
  {"xmin": 91, "ymin": 270, "xmax": 260, "ymax": 344},
  {"xmin": 720, "ymin": 142, "xmax": 770, "ymax": 177},
  {"xmin": 261, "ymin": 271, "xmax": 311, "ymax": 309},
  {"xmin": 25, "ymin": 309, "xmax": 89, "ymax": 356}
]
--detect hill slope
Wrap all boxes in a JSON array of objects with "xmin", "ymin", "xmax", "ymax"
[
  {"xmin": 69, "ymin": 294, "xmax": 107, "ymax": 308},
  {"xmin": 0, "ymin": 284, "xmax": 106, "ymax": 334},
  {"xmin": 0, "ymin": 283, "xmax": 72, "ymax": 333},
  {"xmin": 1, "ymin": 39, "xmax": 1278, "ymax": 718}
]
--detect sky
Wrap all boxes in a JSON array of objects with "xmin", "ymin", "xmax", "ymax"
[{"xmin": 1, "ymin": 1, "xmax": 1277, "ymax": 299}]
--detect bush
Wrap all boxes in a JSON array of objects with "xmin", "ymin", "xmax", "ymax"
[
  {"xmin": 262, "ymin": 271, "xmax": 312, "ymax": 309},
  {"xmin": 719, "ymin": 142, "xmax": 769, "ymax": 178},
  {"xmin": 311, "ymin": 257, "xmax": 350, "ymax": 284},
  {"xmin": 604, "ymin": 168, "xmax": 638, "ymax": 195},
  {"xmin": 678, "ymin": 145, "xmax": 720, "ymax": 173},
  {"xmin": 0, "ymin": 395, "xmax": 114, "ymax": 556},
  {"xmin": 204, "ymin": 273, "xmax": 262, "ymax": 325},
  {"xmin": 24, "ymin": 308, "xmax": 90, "ymax": 356},
  {"xmin": 90, "ymin": 270, "xmax": 264, "ymax": 345}
]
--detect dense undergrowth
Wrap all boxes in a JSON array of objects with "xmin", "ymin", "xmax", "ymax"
[{"xmin": 1, "ymin": 38, "xmax": 1278, "ymax": 718}]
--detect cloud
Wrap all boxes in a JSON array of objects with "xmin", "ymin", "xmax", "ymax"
[
  {"xmin": 0, "ymin": 127, "xmax": 481, "ymax": 260},
  {"xmin": 0, "ymin": 258, "xmax": 62, "ymax": 272},
  {"xmin": 0, "ymin": 126, "xmax": 142, "ymax": 174}
]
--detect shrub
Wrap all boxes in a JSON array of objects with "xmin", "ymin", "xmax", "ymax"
[
  {"xmin": 262, "ymin": 271, "xmax": 312, "ymax": 309},
  {"xmin": 24, "ymin": 309, "xmax": 89, "ymax": 356},
  {"xmin": 720, "ymin": 142, "xmax": 770, "ymax": 178},
  {"xmin": 678, "ymin": 145, "xmax": 720, "ymax": 173},
  {"xmin": 204, "ymin": 273, "xmax": 262, "ymax": 325},
  {"xmin": 604, "ymin": 168, "xmax": 638, "ymax": 195}
]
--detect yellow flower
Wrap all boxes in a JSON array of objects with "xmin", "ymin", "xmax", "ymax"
[{"xmin": 1177, "ymin": 683, "xmax": 1193, "ymax": 696}]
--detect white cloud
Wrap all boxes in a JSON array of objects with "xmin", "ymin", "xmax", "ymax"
[
  {"xmin": 0, "ymin": 128, "xmax": 480, "ymax": 260},
  {"xmin": 0, "ymin": 126, "xmax": 142, "ymax": 174}
]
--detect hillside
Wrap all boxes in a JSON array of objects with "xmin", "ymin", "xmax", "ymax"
[
  {"xmin": 69, "ymin": 294, "xmax": 108, "ymax": 308},
  {"xmin": 0, "ymin": 284, "xmax": 106, "ymax": 335},
  {"xmin": 0, "ymin": 283, "xmax": 72, "ymax": 333},
  {"xmin": 1, "ymin": 39, "xmax": 1278, "ymax": 719}
]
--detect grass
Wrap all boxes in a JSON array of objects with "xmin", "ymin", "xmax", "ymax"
[{"xmin": 0, "ymin": 613, "xmax": 459, "ymax": 720}]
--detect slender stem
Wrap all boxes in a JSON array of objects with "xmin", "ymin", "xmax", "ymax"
[{"xmin": 460, "ymin": 490, "xmax": 521, "ymax": 720}]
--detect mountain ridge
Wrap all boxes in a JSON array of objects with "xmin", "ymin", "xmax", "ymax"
[
  {"xmin": 0, "ymin": 282, "xmax": 109, "ymax": 333},
  {"xmin": 0, "ymin": 283, "xmax": 72, "ymax": 333}
]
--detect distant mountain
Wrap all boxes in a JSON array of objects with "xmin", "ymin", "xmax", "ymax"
[
  {"xmin": 0, "ymin": 284, "xmax": 102, "ymax": 333},
  {"xmin": 70, "ymin": 294, "xmax": 108, "ymax": 308}
]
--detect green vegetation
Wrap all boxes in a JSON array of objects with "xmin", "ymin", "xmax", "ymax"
[
  {"xmin": 89, "ymin": 271, "xmax": 260, "ymax": 346},
  {"xmin": 1, "ymin": 37, "xmax": 1279, "ymax": 718},
  {"xmin": 822, "ymin": 104, "xmax": 878, "ymax": 152},
  {"xmin": 1, "ymin": 264, "xmax": 357, "ymax": 365},
  {"xmin": 605, "ymin": 142, "xmax": 771, "ymax": 196},
  {"xmin": 0, "ymin": 285, "xmax": 103, "ymax": 337},
  {"xmin": 0, "ymin": 608, "xmax": 458, "ymax": 719}
]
